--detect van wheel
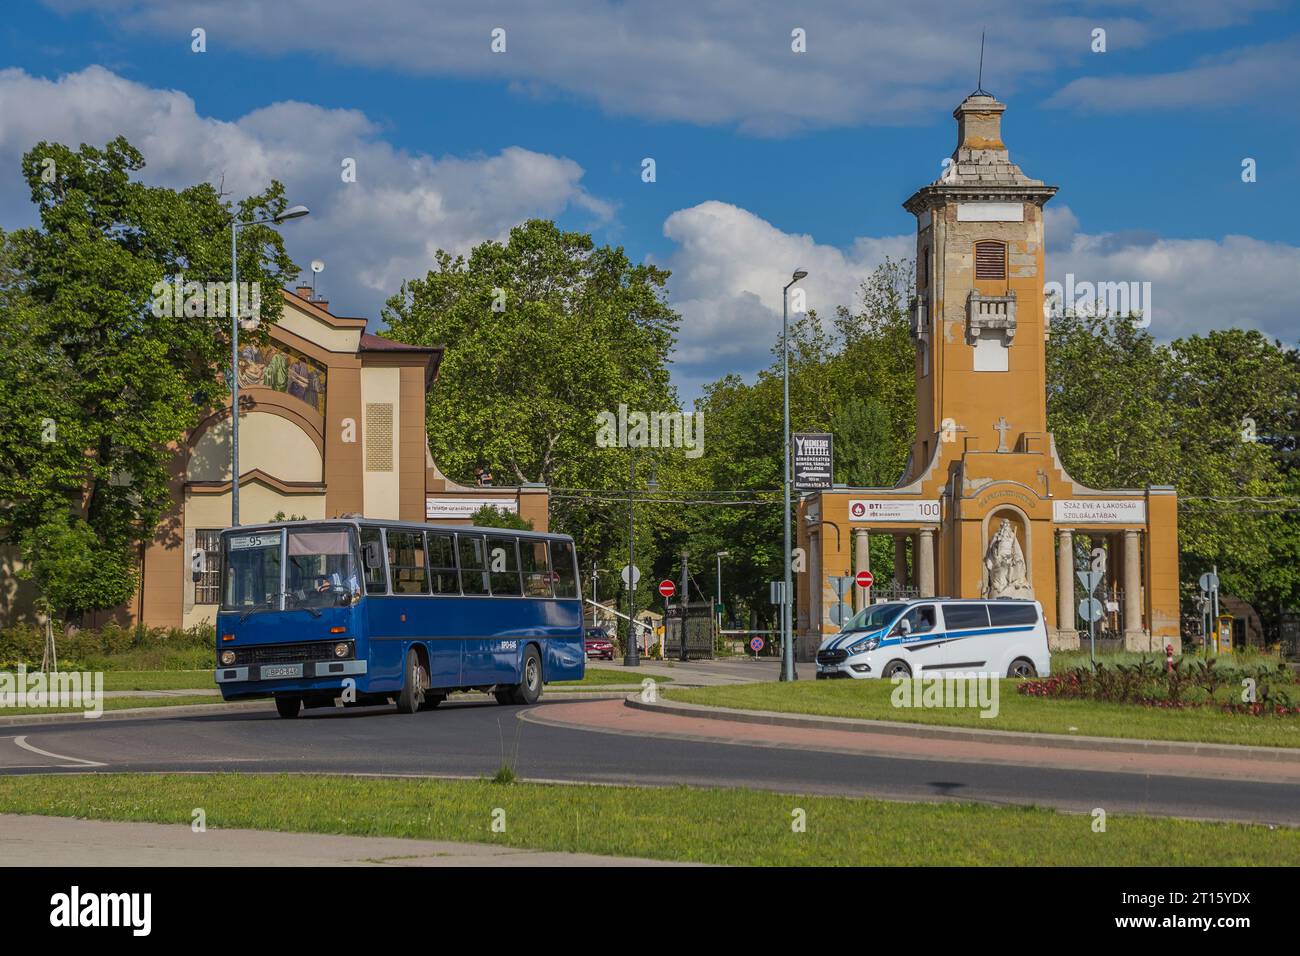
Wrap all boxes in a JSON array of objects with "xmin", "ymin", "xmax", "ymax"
[
  {"xmin": 1008, "ymin": 658, "xmax": 1037, "ymax": 679},
  {"xmin": 883, "ymin": 660, "xmax": 911, "ymax": 679},
  {"xmin": 396, "ymin": 648, "xmax": 428, "ymax": 714},
  {"xmin": 275, "ymin": 695, "xmax": 301, "ymax": 719},
  {"xmin": 499, "ymin": 646, "xmax": 543, "ymax": 705}
]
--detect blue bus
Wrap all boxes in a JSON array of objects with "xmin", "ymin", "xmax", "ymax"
[{"xmin": 214, "ymin": 518, "xmax": 585, "ymax": 718}]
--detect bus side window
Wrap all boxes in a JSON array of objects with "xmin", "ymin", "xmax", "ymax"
[
  {"xmin": 519, "ymin": 537, "xmax": 553, "ymax": 597},
  {"xmin": 426, "ymin": 532, "xmax": 459, "ymax": 595},
  {"xmin": 387, "ymin": 529, "xmax": 429, "ymax": 595},
  {"xmin": 457, "ymin": 534, "xmax": 490, "ymax": 595},
  {"xmin": 360, "ymin": 527, "xmax": 387, "ymax": 595},
  {"xmin": 486, "ymin": 535, "xmax": 522, "ymax": 596},
  {"xmin": 549, "ymin": 539, "xmax": 579, "ymax": 598}
]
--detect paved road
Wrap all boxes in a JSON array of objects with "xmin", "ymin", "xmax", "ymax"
[{"xmin": 1, "ymin": 695, "xmax": 1297, "ymax": 826}]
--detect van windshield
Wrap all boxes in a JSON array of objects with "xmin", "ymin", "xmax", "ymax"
[{"xmin": 841, "ymin": 602, "xmax": 906, "ymax": 633}]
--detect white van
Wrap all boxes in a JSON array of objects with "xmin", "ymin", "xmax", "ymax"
[{"xmin": 815, "ymin": 598, "xmax": 1050, "ymax": 680}]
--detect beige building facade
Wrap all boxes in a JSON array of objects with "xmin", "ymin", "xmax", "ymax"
[
  {"xmin": 796, "ymin": 93, "xmax": 1181, "ymax": 660},
  {"xmin": 43, "ymin": 285, "xmax": 548, "ymax": 631}
]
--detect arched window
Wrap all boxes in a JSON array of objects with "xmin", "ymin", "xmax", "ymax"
[{"xmin": 974, "ymin": 240, "xmax": 1006, "ymax": 280}]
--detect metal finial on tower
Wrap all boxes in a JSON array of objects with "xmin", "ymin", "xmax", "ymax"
[{"xmin": 973, "ymin": 31, "xmax": 990, "ymax": 96}]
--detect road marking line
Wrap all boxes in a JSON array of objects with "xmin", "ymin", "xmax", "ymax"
[{"xmin": 11, "ymin": 736, "xmax": 106, "ymax": 768}]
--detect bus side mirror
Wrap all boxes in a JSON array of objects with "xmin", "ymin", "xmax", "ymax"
[
  {"xmin": 191, "ymin": 548, "xmax": 205, "ymax": 584},
  {"xmin": 363, "ymin": 542, "xmax": 382, "ymax": 568}
]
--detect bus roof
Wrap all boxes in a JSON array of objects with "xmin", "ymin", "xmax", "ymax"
[{"xmin": 220, "ymin": 517, "xmax": 572, "ymax": 542}]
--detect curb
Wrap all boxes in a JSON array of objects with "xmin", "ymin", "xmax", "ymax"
[
  {"xmin": 0, "ymin": 700, "xmax": 271, "ymax": 727},
  {"xmin": 628, "ymin": 697, "xmax": 1300, "ymax": 764},
  {"xmin": 0, "ymin": 691, "xmax": 629, "ymax": 727}
]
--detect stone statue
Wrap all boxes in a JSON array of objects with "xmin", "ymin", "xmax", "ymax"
[{"xmin": 984, "ymin": 518, "xmax": 1033, "ymax": 599}]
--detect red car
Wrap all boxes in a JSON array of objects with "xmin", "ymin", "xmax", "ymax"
[{"xmin": 584, "ymin": 628, "xmax": 614, "ymax": 660}]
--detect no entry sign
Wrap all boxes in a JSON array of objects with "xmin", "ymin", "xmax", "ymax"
[
  {"xmin": 855, "ymin": 570, "xmax": 874, "ymax": 589},
  {"xmin": 658, "ymin": 579, "xmax": 676, "ymax": 598}
]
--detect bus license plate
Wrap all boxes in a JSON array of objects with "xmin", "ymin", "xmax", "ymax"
[{"xmin": 261, "ymin": 664, "xmax": 303, "ymax": 680}]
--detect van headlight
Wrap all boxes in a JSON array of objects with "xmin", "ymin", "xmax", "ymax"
[{"xmin": 847, "ymin": 636, "xmax": 880, "ymax": 656}]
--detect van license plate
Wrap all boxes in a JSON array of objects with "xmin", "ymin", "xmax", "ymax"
[{"xmin": 261, "ymin": 664, "xmax": 303, "ymax": 680}]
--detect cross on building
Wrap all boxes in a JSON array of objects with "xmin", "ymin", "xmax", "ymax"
[{"xmin": 994, "ymin": 416, "xmax": 1012, "ymax": 452}]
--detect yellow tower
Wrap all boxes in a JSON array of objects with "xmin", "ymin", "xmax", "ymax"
[{"xmin": 796, "ymin": 93, "xmax": 1181, "ymax": 661}]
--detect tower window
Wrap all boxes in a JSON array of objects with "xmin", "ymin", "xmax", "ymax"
[{"xmin": 974, "ymin": 240, "xmax": 1006, "ymax": 280}]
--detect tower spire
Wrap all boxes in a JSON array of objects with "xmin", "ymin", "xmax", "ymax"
[{"xmin": 974, "ymin": 31, "xmax": 989, "ymax": 96}]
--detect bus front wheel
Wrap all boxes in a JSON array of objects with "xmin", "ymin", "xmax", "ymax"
[
  {"xmin": 275, "ymin": 695, "xmax": 302, "ymax": 719},
  {"xmin": 397, "ymin": 647, "xmax": 429, "ymax": 714},
  {"xmin": 497, "ymin": 646, "xmax": 542, "ymax": 706}
]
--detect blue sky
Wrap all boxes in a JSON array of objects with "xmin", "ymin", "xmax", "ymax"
[{"xmin": 2, "ymin": 1, "xmax": 1298, "ymax": 400}]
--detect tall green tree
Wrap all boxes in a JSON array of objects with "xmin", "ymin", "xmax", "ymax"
[{"xmin": 0, "ymin": 137, "xmax": 299, "ymax": 618}]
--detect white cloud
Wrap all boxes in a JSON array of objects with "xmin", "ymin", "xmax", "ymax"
[
  {"xmin": 661, "ymin": 200, "xmax": 911, "ymax": 395},
  {"xmin": 43, "ymin": 0, "xmax": 1276, "ymax": 132},
  {"xmin": 1048, "ymin": 36, "xmax": 1300, "ymax": 112},
  {"xmin": 1045, "ymin": 205, "xmax": 1300, "ymax": 342},
  {"xmin": 0, "ymin": 65, "xmax": 612, "ymax": 319}
]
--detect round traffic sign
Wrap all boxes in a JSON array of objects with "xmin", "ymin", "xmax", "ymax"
[
  {"xmin": 855, "ymin": 570, "xmax": 874, "ymax": 589},
  {"xmin": 1078, "ymin": 598, "xmax": 1104, "ymax": 623},
  {"xmin": 749, "ymin": 636, "xmax": 765, "ymax": 653},
  {"xmin": 1198, "ymin": 571, "xmax": 1219, "ymax": 593},
  {"xmin": 658, "ymin": 579, "xmax": 676, "ymax": 598}
]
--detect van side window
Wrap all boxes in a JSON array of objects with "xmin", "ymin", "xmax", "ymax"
[
  {"xmin": 989, "ymin": 603, "xmax": 1038, "ymax": 626},
  {"xmin": 897, "ymin": 604, "xmax": 936, "ymax": 634},
  {"xmin": 359, "ymin": 527, "xmax": 387, "ymax": 595},
  {"xmin": 549, "ymin": 539, "xmax": 579, "ymax": 598},
  {"xmin": 519, "ymin": 538, "xmax": 553, "ymax": 597},
  {"xmin": 426, "ymin": 532, "xmax": 459, "ymax": 594},
  {"xmin": 457, "ymin": 534, "xmax": 490, "ymax": 595},
  {"xmin": 387, "ymin": 529, "xmax": 429, "ymax": 594},
  {"xmin": 486, "ymin": 535, "xmax": 523, "ymax": 596},
  {"xmin": 942, "ymin": 603, "xmax": 989, "ymax": 630}
]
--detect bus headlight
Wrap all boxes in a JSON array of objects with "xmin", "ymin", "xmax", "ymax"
[
  {"xmin": 334, "ymin": 642, "xmax": 350, "ymax": 658},
  {"xmin": 220, "ymin": 650, "xmax": 236, "ymax": 666}
]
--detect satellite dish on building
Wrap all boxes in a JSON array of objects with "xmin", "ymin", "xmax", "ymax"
[{"xmin": 311, "ymin": 260, "xmax": 325, "ymax": 274}]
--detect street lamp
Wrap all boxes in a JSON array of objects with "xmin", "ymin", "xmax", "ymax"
[
  {"xmin": 781, "ymin": 267, "xmax": 807, "ymax": 682},
  {"xmin": 715, "ymin": 551, "xmax": 730, "ymax": 633},
  {"xmin": 230, "ymin": 205, "xmax": 309, "ymax": 527}
]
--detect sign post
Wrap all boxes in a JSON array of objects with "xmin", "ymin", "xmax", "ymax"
[
  {"xmin": 1077, "ymin": 569, "xmax": 1104, "ymax": 664},
  {"xmin": 793, "ymin": 432, "xmax": 833, "ymax": 491}
]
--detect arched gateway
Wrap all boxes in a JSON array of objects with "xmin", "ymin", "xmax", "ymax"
[{"xmin": 796, "ymin": 92, "xmax": 1179, "ymax": 659}]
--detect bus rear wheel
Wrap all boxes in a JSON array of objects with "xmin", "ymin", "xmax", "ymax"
[
  {"xmin": 397, "ymin": 647, "xmax": 429, "ymax": 714},
  {"xmin": 497, "ymin": 646, "xmax": 542, "ymax": 706},
  {"xmin": 275, "ymin": 695, "xmax": 302, "ymax": 719}
]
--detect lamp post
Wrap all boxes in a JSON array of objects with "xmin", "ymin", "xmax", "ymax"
[
  {"xmin": 715, "ymin": 550, "xmax": 729, "ymax": 633},
  {"xmin": 781, "ymin": 268, "xmax": 808, "ymax": 682},
  {"xmin": 230, "ymin": 203, "xmax": 310, "ymax": 527}
]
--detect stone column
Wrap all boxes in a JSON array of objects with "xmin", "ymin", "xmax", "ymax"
[
  {"xmin": 853, "ymin": 529, "xmax": 870, "ymax": 611},
  {"xmin": 917, "ymin": 528, "xmax": 935, "ymax": 597},
  {"xmin": 1055, "ymin": 529, "xmax": 1077, "ymax": 649},
  {"xmin": 894, "ymin": 534, "xmax": 908, "ymax": 589},
  {"xmin": 1123, "ymin": 529, "xmax": 1145, "ymax": 650}
]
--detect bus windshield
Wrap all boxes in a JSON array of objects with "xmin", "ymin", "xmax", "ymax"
[
  {"xmin": 285, "ymin": 527, "xmax": 361, "ymax": 608},
  {"xmin": 222, "ymin": 526, "xmax": 361, "ymax": 611},
  {"xmin": 840, "ymin": 601, "xmax": 906, "ymax": 633}
]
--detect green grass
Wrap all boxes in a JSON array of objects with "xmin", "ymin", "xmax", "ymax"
[
  {"xmin": 664, "ymin": 681, "xmax": 1300, "ymax": 748},
  {"xmin": 0, "ymin": 694, "xmax": 230, "ymax": 716},
  {"xmin": 552, "ymin": 667, "xmax": 671, "ymax": 686},
  {"xmin": 0, "ymin": 772, "xmax": 1292, "ymax": 865},
  {"xmin": 1, "ymin": 669, "xmax": 217, "ymax": 692}
]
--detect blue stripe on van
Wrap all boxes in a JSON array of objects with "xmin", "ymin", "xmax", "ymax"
[{"xmin": 875, "ymin": 623, "xmax": 1035, "ymax": 650}]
